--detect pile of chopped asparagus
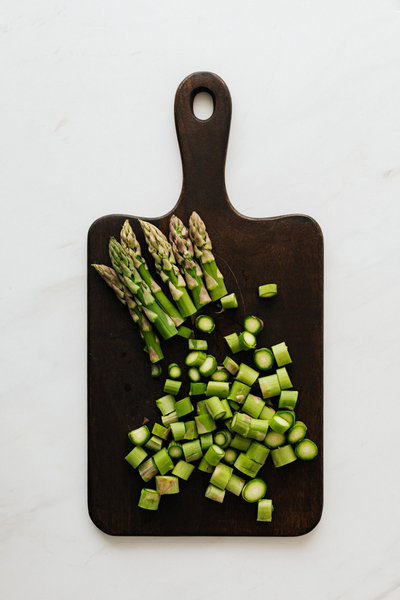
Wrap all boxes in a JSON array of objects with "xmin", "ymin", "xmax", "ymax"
[{"xmin": 93, "ymin": 212, "xmax": 318, "ymax": 522}]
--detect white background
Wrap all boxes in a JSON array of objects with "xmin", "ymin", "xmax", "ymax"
[{"xmin": 1, "ymin": 1, "xmax": 400, "ymax": 599}]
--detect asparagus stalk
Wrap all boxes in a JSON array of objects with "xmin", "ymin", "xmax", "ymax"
[
  {"xmin": 120, "ymin": 219, "xmax": 185, "ymax": 327},
  {"xmin": 188, "ymin": 212, "xmax": 227, "ymax": 301},
  {"xmin": 169, "ymin": 215, "xmax": 211, "ymax": 310},
  {"xmin": 139, "ymin": 220, "xmax": 197, "ymax": 318},
  {"xmin": 92, "ymin": 264, "xmax": 164, "ymax": 363},
  {"xmin": 109, "ymin": 237, "xmax": 178, "ymax": 341}
]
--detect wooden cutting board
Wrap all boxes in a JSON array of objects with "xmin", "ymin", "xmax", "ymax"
[{"xmin": 88, "ymin": 72, "xmax": 323, "ymax": 536}]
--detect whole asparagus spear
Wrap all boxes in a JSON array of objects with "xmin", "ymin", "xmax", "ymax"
[
  {"xmin": 120, "ymin": 220, "xmax": 185, "ymax": 327},
  {"xmin": 188, "ymin": 212, "xmax": 227, "ymax": 301},
  {"xmin": 92, "ymin": 264, "xmax": 163, "ymax": 363},
  {"xmin": 169, "ymin": 215, "xmax": 211, "ymax": 310},
  {"xmin": 109, "ymin": 237, "xmax": 178, "ymax": 341},
  {"xmin": 139, "ymin": 220, "xmax": 197, "ymax": 318}
]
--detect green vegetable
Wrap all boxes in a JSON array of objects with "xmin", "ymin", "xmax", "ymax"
[
  {"xmin": 257, "ymin": 499, "xmax": 274, "ymax": 521},
  {"xmin": 253, "ymin": 348, "xmax": 274, "ymax": 371},
  {"xmin": 205, "ymin": 484, "xmax": 225, "ymax": 503},
  {"xmin": 138, "ymin": 488, "xmax": 161, "ymax": 510},
  {"xmin": 168, "ymin": 363, "xmax": 182, "ymax": 379},
  {"xmin": 128, "ymin": 425, "xmax": 150, "ymax": 446},
  {"xmin": 125, "ymin": 446, "xmax": 148, "ymax": 469},
  {"xmin": 220, "ymin": 293, "xmax": 238, "ymax": 309},
  {"xmin": 169, "ymin": 214, "xmax": 212, "ymax": 310},
  {"xmin": 295, "ymin": 439, "xmax": 318, "ymax": 460},
  {"xmin": 270, "ymin": 445, "xmax": 297, "ymax": 468},
  {"xmin": 139, "ymin": 219, "xmax": 197, "ymax": 318},
  {"xmin": 239, "ymin": 331, "xmax": 257, "ymax": 351},
  {"xmin": 109, "ymin": 237, "xmax": 178, "ymax": 342},
  {"xmin": 209, "ymin": 462, "xmax": 233, "ymax": 490},
  {"xmin": 258, "ymin": 284, "xmax": 277, "ymax": 298},
  {"xmin": 195, "ymin": 315, "xmax": 215, "ymax": 334},
  {"xmin": 175, "ymin": 397, "xmax": 194, "ymax": 418},
  {"xmin": 224, "ymin": 333, "xmax": 241, "ymax": 354},
  {"xmin": 235, "ymin": 363, "xmax": 259, "ymax": 387},
  {"xmin": 163, "ymin": 378, "xmax": 182, "ymax": 395},
  {"xmin": 188, "ymin": 212, "xmax": 227, "ymax": 301},
  {"xmin": 242, "ymin": 479, "xmax": 267, "ymax": 503},
  {"xmin": 167, "ymin": 441, "xmax": 183, "ymax": 460},
  {"xmin": 199, "ymin": 355, "xmax": 218, "ymax": 377},
  {"xmin": 243, "ymin": 316, "xmax": 263, "ymax": 335},
  {"xmin": 156, "ymin": 476, "xmax": 180, "ymax": 495},
  {"xmin": 271, "ymin": 342, "xmax": 292, "ymax": 367},
  {"xmin": 172, "ymin": 460, "xmax": 196, "ymax": 480}
]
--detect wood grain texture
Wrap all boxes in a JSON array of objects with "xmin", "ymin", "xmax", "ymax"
[{"xmin": 88, "ymin": 72, "xmax": 323, "ymax": 536}]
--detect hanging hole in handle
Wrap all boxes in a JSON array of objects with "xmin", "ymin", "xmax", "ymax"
[{"xmin": 192, "ymin": 88, "xmax": 215, "ymax": 121}]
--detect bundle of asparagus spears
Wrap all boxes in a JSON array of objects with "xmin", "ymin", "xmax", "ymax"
[{"xmin": 92, "ymin": 212, "xmax": 228, "ymax": 367}]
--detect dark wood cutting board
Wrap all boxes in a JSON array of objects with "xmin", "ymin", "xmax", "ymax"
[{"xmin": 88, "ymin": 72, "xmax": 323, "ymax": 536}]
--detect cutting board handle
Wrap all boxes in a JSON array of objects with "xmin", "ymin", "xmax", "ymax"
[{"xmin": 174, "ymin": 72, "xmax": 232, "ymax": 213}]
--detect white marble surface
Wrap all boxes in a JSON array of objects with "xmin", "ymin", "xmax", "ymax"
[{"xmin": 1, "ymin": 1, "xmax": 400, "ymax": 598}]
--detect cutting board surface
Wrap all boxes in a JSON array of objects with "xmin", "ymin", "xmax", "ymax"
[{"xmin": 88, "ymin": 72, "xmax": 323, "ymax": 536}]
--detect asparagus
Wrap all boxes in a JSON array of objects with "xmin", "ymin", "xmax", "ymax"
[
  {"xmin": 91, "ymin": 263, "xmax": 126, "ymax": 305},
  {"xmin": 92, "ymin": 264, "xmax": 164, "ymax": 363},
  {"xmin": 188, "ymin": 212, "xmax": 227, "ymax": 301},
  {"xmin": 109, "ymin": 237, "xmax": 178, "ymax": 341},
  {"xmin": 139, "ymin": 220, "xmax": 197, "ymax": 318},
  {"xmin": 169, "ymin": 215, "xmax": 211, "ymax": 310},
  {"xmin": 120, "ymin": 219, "xmax": 185, "ymax": 327}
]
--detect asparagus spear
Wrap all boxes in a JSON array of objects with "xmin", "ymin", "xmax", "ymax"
[
  {"xmin": 188, "ymin": 212, "xmax": 227, "ymax": 301},
  {"xmin": 91, "ymin": 263, "xmax": 126, "ymax": 305},
  {"xmin": 120, "ymin": 220, "xmax": 185, "ymax": 327},
  {"xmin": 169, "ymin": 215, "xmax": 211, "ymax": 310},
  {"xmin": 92, "ymin": 264, "xmax": 163, "ymax": 362},
  {"xmin": 139, "ymin": 220, "xmax": 197, "ymax": 318},
  {"xmin": 109, "ymin": 237, "xmax": 178, "ymax": 341}
]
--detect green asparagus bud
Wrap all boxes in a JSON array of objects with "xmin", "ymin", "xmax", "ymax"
[
  {"xmin": 169, "ymin": 215, "xmax": 212, "ymax": 310},
  {"xmin": 188, "ymin": 212, "xmax": 227, "ymax": 301}
]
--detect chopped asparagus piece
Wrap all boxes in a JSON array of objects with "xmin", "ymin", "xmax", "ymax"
[
  {"xmin": 195, "ymin": 315, "xmax": 215, "ymax": 334},
  {"xmin": 128, "ymin": 425, "xmax": 151, "ymax": 446},
  {"xmin": 253, "ymin": 348, "xmax": 274, "ymax": 371},
  {"xmin": 295, "ymin": 439, "xmax": 318, "ymax": 460},
  {"xmin": 271, "ymin": 342, "xmax": 292, "ymax": 367},
  {"xmin": 276, "ymin": 367, "xmax": 293, "ymax": 390},
  {"xmin": 220, "ymin": 293, "xmax": 238, "ymax": 309},
  {"xmin": 205, "ymin": 484, "xmax": 226, "ymax": 503},
  {"xmin": 175, "ymin": 397, "xmax": 194, "ymax": 418},
  {"xmin": 144, "ymin": 435, "xmax": 163, "ymax": 453},
  {"xmin": 257, "ymin": 499, "xmax": 274, "ymax": 522},
  {"xmin": 259, "ymin": 284, "xmax": 277, "ymax": 298},
  {"xmin": 188, "ymin": 339, "xmax": 208, "ymax": 351},
  {"xmin": 223, "ymin": 356, "xmax": 240, "ymax": 375},
  {"xmin": 242, "ymin": 479, "xmax": 267, "ymax": 503},
  {"xmin": 177, "ymin": 325, "xmax": 194, "ymax": 339},
  {"xmin": 242, "ymin": 394, "xmax": 265, "ymax": 419},
  {"xmin": 163, "ymin": 379, "xmax": 182, "ymax": 395},
  {"xmin": 270, "ymin": 444, "xmax": 297, "ymax": 467},
  {"xmin": 278, "ymin": 390, "xmax": 298, "ymax": 410},
  {"xmin": 210, "ymin": 462, "xmax": 233, "ymax": 490},
  {"xmin": 224, "ymin": 333, "xmax": 241, "ymax": 354},
  {"xmin": 239, "ymin": 331, "xmax": 257, "ymax": 351},
  {"xmin": 172, "ymin": 460, "xmax": 195, "ymax": 480},
  {"xmin": 125, "ymin": 446, "xmax": 148, "ymax": 469},
  {"xmin": 168, "ymin": 363, "xmax": 182, "ymax": 379},
  {"xmin": 243, "ymin": 316, "xmax": 263, "ymax": 335},
  {"xmin": 156, "ymin": 476, "xmax": 180, "ymax": 495},
  {"xmin": 138, "ymin": 488, "xmax": 160, "ymax": 510}
]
